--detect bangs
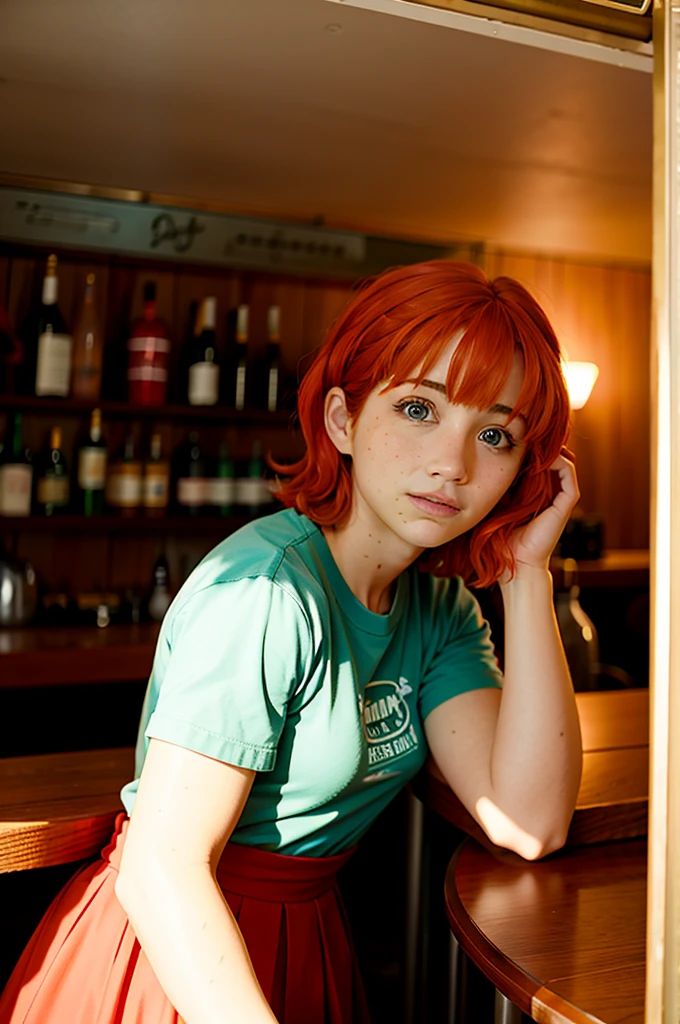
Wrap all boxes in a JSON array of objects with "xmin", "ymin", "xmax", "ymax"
[{"xmin": 372, "ymin": 303, "xmax": 556, "ymax": 450}]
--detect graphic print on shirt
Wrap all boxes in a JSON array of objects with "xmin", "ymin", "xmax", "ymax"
[{"xmin": 361, "ymin": 677, "xmax": 420, "ymax": 770}]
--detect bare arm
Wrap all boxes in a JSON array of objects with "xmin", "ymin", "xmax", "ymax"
[
  {"xmin": 424, "ymin": 456, "xmax": 583, "ymax": 860},
  {"xmin": 114, "ymin": 738, "xmax": 279, "ymax": 1024}
]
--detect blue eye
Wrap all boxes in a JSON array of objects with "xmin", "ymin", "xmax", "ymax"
[
  {"xmin": 480, "ymin": 427, "xmax": 515, "ymax": 450},
  {"xmin": 394, "ymin": 399, "xmax": 434, "ymax": 422}
]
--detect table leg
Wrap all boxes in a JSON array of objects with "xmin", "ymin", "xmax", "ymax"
[
  {"xmin": 494, "ymin": 989, "xmax": 522, "ymax": 1024},
  {"xmin": 447, "ymin": 931, "xmax": 468, "ymax": 1024},
  {"xmin": 404, "ymin": 789, "xmax": 424, "ymax": 1024}
]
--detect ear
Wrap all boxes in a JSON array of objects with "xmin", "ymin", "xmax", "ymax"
[{"xmin": 324, "ymin": 387, "xmax": 354, "ymax": 456}]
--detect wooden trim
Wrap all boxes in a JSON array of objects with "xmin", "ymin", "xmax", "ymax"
[{"xmin": 647, "ymin": 3, "xmax": 680, "ymax": 1021}]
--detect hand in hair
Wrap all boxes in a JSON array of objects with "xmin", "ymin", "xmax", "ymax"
[{"xmin": 503, "ymin": 454, "xmax": 579, "ymax": 579}]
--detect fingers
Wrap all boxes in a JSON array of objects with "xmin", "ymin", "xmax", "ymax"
[{"xmin": 549, "ymin": 454, "xmax": 580, "ymax": 514}]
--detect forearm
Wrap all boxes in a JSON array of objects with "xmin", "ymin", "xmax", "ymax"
[
  {"xmin": 490, "ymin": 566, "xmax": 582, "ymax": 853},
  {"xmin": 115, "ymin": 860, "xmax": 278, "ymax": 1024}
]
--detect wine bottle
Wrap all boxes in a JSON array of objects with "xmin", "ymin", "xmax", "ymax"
[
  {"xmin": 35, "ymin": 426, "xmax": 70, "ymax": 516},
  {"xmin": 127, "ymin": 283, "xmax": 171, "ymax": 406},
  {"xmin": 208, "ymin": 441, "xmax": 235, "ymax": 516},
  {"xmin": 0, "ymin": 412, "xmax": 33, "ymax": 517},
  {"xmin": 106, "ymin": 435, "xmax": 142, "ymax": 515},
  {"xmin": 143, "ymin": 433, "xmax": 170, "ymax": 516},
  {"xmin": 263, "ymin": 305, "xmax": 281, "ymax": 412},
  {"xmin": 71, "ymin": 273, "xmax": 103, "ymax": 401},
  {"xmin": 188, "ymin": 297, "xmax": 220, "ymax": 406},
  {"xmin": 77, "ymin": 408, "xmax": 107, "ymax": 516},
  {"xmin": 35, "ymin": 255, "xmax": 74, "ymax": 397},
  {"xmin": 235, "ymin": 439, "xmax": 274, "ymax": 517},
  {"xmin": 174, "ymin": 431, "xmax": 207, "ymax": 515}
]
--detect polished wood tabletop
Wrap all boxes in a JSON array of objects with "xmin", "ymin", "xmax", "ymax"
[
  {"xmin": 446, "ymin": 837, "xmax": 646, "ymax": 1024},
  {"xmin": 418, "ymin": 688, "xmax": 649, "ymax": 847},
  {"xmin": 0, "ymin": 689, "xmax": 649, "ymax": 873},
  {"xmin": 0, "ymin": 747, "xmax": 134, "ymax": 872}
]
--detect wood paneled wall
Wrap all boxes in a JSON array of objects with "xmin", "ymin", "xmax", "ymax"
[{"xmin": 484, "ymin": 250, "xmax": 651, "ymax": 550}]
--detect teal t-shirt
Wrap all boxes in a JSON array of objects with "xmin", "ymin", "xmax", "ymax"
[{"xmin": 120, "ymin": 509, "xmax": 502, "ymax": 855}]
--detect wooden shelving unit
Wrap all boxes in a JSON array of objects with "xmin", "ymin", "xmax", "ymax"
[
  {"xmin": 0, "ymin": 622, "xmax": 159, "ymax": 689},
  {"xmin": 0, "ymin": 393, "xmax": 298, "ymax": 427},
  {"xmin": 0, "ymin": 513, "xmax": 258, "ymax": 535}
]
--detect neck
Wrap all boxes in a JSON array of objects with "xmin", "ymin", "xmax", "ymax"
[{"xmin": 322, "ymin": 510, "xmax": 422, "ymax": 615}]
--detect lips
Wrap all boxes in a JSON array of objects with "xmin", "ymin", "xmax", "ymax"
[{"xmin": 407, "ymin": 493, "xmax": 461, "ymax": 517}]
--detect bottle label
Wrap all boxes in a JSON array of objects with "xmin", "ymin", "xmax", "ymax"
[
  {"xmin": 127, "ymin": 366, "xmax": 168, "ymax": 383},
  {"xmin": 208, "ymin": 477, "xmax": 235, "ymax": 506},
  {"xmin": 78, "ymin": 448, "xmax": 107, "ymax": 489},
  {"xmin": 267, "ymin": 366, "xmax": 279, "ymax": 412},
  {"xmin": 127, "ymin": 336, "xmax": 171, "ymax": 353},
  {"xmin": 0, "ymin": 464, "xmax": 33, "ymax": 516},
  {"xmin": 106, "ymin": 471, "xmax": 142, "ymax": 507},
  {"xmin": 143, "ymin": 469, "xmax": 170, "ymax": 508},
  {"xmin": 38, "ymin": 477, "xmax": 70, "ymax": 506},
  {"xmin": 236, "ymin": 477, "xmax": 273, "ymax": 507},
  {"xmin": 189, "ymin": 362, "xmax": 220, "ymax": 406},
  {"xmin": 235, "ymin": 365, "xmax": 246, "ymax": 410},
  {"xmin": 177, "ymin": 477, "xmax": 207, "ymax": 506},
  {"xmin": 36, "ymin": 333, "xmax": 73, "ymax": 397}
]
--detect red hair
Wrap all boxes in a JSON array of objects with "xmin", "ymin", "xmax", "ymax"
[{"xmin": 272, "ymin": 260, "xmax": 571, "ymax": 588}]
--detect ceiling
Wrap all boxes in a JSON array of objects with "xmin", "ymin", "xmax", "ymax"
[{"xmin": 0, "ymin": 0, "xmax": 653, "ymax": 264}]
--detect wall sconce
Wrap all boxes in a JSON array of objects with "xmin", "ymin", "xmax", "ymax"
[{"xmin": 562, "ymin": 360, "xmax": 600, "ymax": 410}]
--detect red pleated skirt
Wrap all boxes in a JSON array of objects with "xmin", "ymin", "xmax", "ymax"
[{"xmin": 0, "ymin": 814, "xmax": 372, "ymax": 1024}]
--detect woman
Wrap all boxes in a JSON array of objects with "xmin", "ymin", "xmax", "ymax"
[{"xmin": 0, "ymin": 260, "xmax": 582, "ymax": 1024}]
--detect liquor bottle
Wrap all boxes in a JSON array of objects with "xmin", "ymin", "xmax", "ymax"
[
  {"xmin": 35, "ymin": 426, "xmax": 70, "ymax": 516},
  {"xmin": 0, "ymin": 412, "xmax": 33, "ymax": 517},
  {"xmin": 174, "ymin": 431, "xmax": 207, "ymax": 515},
  {"xmin": 77, "ymin": 408, "xmax": 107, "ymax": 516},
  {"xmin": 187, "ymin": 297, "xmax": 220, "ymax": 406},
  {"xmin": 235, "ymin": 439, "xmax": 274, "ymax": 517},
  {"xmin": 71, "ymin": 273, "xmax": 103, "ymax": 401},
  {"xmin": 262, "ymin": 305, "xmax": 281, "ymax": 412},
  {"xmin": 127, "ymin": 283, "xmax": 171, "ymax": 406},
  {"xmin": 142, "ymin": 433, "xmax": 170, "ymax": 516},
  {"xmin": 35, "ymin": 255, "xmax": 74, "ymax": 397},
  {"xmin": 208, "ymin": 441, "xmax": 235, "ymax": 516},
  {"xmin": 105, "ymin": 434, "xmax": 142, "ymax": 516},
  {"xmin": 223, "ymin": 305, "xmax": 250, "ymax": 410},
  {"xmin": 148, "ymin": 554, "xmax": 172, "ymax": 623},
  {"xmin": 0, "ymin": 302, "xmax": 23, "ymax": 395}
]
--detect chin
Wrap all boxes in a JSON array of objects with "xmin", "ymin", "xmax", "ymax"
[{"xmin": 398, "ymin": 520, "xmax": 466, "ymax": 550}]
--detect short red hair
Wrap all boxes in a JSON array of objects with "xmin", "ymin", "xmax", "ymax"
[{"xmin": 273, "ymin": 260, "xmax": 571, "ymax": 587}]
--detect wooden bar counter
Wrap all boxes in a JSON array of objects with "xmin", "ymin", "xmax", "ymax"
[
  {"xmin": 446, "ymin": 837, "xmax": 646, "ymax": 1024},
  {"xmin": 432, "ymin": 688, "xmax": 650, "ymax": 1024}
]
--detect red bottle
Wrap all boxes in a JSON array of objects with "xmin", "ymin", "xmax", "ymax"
[{"xmin": 127, "ymin": 283, "xmax": 171, "ymax": 406}]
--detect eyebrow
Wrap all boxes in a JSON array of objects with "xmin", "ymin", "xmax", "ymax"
[{"xmin": 416, "ymin": 379, "xmax": 525, "ymax": 423}]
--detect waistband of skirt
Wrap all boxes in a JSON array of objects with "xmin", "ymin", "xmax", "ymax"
[{"xmin": 101, "ymin": 812, "xmax": 355, "ymax": 903}]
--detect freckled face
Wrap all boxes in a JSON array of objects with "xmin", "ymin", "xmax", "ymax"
[{"xmin": 340, "ymin": 340, "xmax": 527, "ymax": 556}]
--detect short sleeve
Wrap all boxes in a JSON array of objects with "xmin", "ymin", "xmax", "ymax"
[
  {"xmin": 418, "ymin": 577, "xmax": 502, "ymax": 722},
  {"xmin": 145, "ymin": 577, "xmax": 313, "ymax": 771}
]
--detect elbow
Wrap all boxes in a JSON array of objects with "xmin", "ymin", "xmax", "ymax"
[
  {"xmin": 476, "ymin": 795, "xmax": 570, "ymax": 861},
  {"xmin": 515, "ymin": 828, "xmax": 568, "ymax": 861}
]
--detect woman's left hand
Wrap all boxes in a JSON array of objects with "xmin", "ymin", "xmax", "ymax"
[{"xmin": 506, "ymin": 454, "xmax": 580, "ymax": 574}]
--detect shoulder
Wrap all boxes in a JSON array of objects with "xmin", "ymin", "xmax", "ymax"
[{"xmin": 162, "ymin": 509, "xmax": 329, "ymax": 648}]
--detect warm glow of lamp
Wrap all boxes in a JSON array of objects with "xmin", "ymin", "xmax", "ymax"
[{"xmin": 562, "ymin": 361, "xmax": 599, "ymax": 410}]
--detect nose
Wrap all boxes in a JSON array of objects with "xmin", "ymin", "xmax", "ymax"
[{"xmin": 426, "ymin": 431, "xmax": 471, "ymax": 484}]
